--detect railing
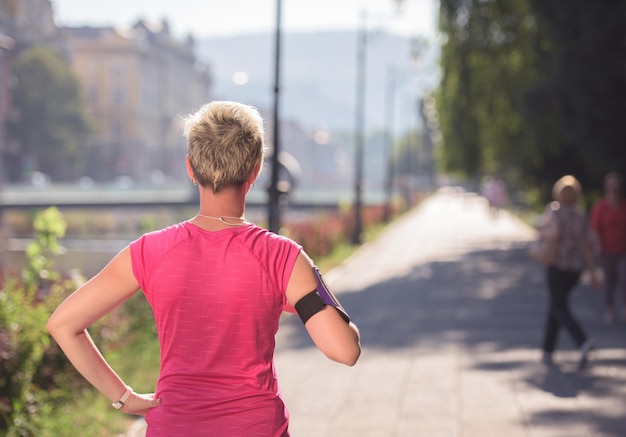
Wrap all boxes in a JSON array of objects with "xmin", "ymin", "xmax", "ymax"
[{"xmin": 0, "ymin": 184, "xmax": 386, "ymax": 210}]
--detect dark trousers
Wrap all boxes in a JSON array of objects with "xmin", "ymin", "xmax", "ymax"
[
  {"xmin": 600, "ymin": 253, "xmax": 626, "ymax": 308},
  {"xmin": 542, "ymin": 266, "xmax": 588, "ymax": 353}
]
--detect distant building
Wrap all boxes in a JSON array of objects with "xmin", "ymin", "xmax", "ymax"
[
  {"xmin": 1, "ymin": 0, "xmax": 58, "ymax": 47},
  {"xmin": 61, "ymin": 19, "xmax": 212, "ymax": 183}
]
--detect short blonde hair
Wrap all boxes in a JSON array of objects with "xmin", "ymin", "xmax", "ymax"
[
  {"xmin": 183, "ymin": 101, "xmax": 265, "ymax": 192},
  {"xmin": 552, "ymin": 175, "xmax": 582, "ymax": 205}
]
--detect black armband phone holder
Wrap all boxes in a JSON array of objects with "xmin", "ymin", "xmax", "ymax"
[{"xmin": 294, "ymin": 267, "xmax": 350, "ymax": 324}]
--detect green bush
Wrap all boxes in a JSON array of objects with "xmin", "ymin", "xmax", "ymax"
[
  {"xmin": 0, "ymin": 277, "xmax": 79, "ymax": 436},
  {"xmin": 0, "ymin": 207, "xmax": 77, "ymax": 435},
  {"xmin": 22, "ymin": 207, "xmax": 66, "ymax": 290},
  {"xmin": 0, "ymin": 207, "xmax": 145, "ymax": 436}
]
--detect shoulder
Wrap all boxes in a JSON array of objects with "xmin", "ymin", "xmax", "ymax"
[
  {"xmin": 130, "ymin": 222, "xmax": 193, "ymax": 256},
  {"xmin": 240, "ymin": 224, "xmax": 302, "ymax": 251}
]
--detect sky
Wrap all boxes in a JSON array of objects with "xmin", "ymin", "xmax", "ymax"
[{"xmin": 51, "ymin": 0, "xmax": 438, "ymax": 40}]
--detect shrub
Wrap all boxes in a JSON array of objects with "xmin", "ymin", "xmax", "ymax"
[
  {"xmin": 21, "ymin": 207, "xmax": 66, "ymax": 291},
  {"xmin": 283, "ymin": 205, "xmax": 395, "ymax": 260},
  {"xmin": 0, "ymin": 207, "xmax": 78, "ymax": 435},
  {"xmin": 0, "ymin": 277, "xmax": 77, "ymax": 436},
  {"xmin": 0, "ymin": 207, "xmax": 143, "ymax": 436}
]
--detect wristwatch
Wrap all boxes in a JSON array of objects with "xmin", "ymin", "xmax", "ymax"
[{"xmin": 112, "ymin": 387, "xmax": 132, "ymax": 410}]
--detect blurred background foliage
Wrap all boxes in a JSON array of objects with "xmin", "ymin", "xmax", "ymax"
[
  {"xmin": 7, "ymin": 45, "xmax": 95, "ymax": 183},
  {"xmin": 436, "ymin": 0, "xmax": 626, "ymax": 205}
]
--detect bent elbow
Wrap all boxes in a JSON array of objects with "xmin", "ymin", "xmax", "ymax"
[
  {"xmin": 46, "ymin": 313, "xmax": 67, "ymax": 341},
  {"xmin": 343, "ymin": 349, "xmax": 361, "ymax": 367},
  {"xmin": 328, "ymin": 344, "xmax": 361, "ymax": 367},
  {"xmin": 46, "ymin": 316, "xmax": 59, "ymax": 339}
]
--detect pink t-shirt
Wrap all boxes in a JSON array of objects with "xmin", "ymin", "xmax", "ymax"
[
  {"xmin": 130, "ymin": 221, "xmax": 302, "ymax": 437},
  {"xmin": 590, "ymin": 198, "xmax": 626, "ymax": 254}
]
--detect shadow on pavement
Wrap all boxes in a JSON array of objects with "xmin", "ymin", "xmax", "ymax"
[
  {"xmin": 283, "ymin": 242, "xmax": 550, "ymax": 351},
  {"xmin": 279, "ymin": 241, "xmax": 626, "ymax": 436}
]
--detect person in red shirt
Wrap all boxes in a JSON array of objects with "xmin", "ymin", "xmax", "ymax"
[
  {"xmin": 590, "ymin": 171, "xmax": 626, "ymax": 323},
  {"xmin": 47, "ymin": 101, "xmax": 361, "ymax": 436}
]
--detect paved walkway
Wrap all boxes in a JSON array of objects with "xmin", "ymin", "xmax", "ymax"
[{"xmin": 124, "ymin": 188, "xmax": 626, "ymax": 437}]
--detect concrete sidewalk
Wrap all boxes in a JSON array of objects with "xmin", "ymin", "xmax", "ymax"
[
  {"xmin": 275, "ymin": 188, "xmax": 626, "ymax": 437},
  {"xmin": 124, "ymin": 188, "xmax": 626, "ymax": 437}
]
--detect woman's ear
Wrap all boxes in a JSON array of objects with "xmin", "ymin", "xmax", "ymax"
[
  {"xmin": 250, "ymin": 162, "xmax": 262, "ymax": 182},
  {"xmin": 185, "ymin": 155, "xmax": 196, "ymax": 182}
]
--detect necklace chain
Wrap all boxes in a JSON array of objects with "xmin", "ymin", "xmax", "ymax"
[{"xmin": 195, "ymin": 213, "xmax": 247, "ymax": 226}]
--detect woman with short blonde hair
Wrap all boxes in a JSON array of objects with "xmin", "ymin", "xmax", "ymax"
[
  {"xmin": 47, "ymin": 100, "xmax": 361, "ymax": 436},
  {"xmin": 184, "ymin": 101, "xmax": 265, "ymax": 192}
]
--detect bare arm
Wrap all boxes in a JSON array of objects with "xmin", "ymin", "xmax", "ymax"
[
  {"xmin": 286, "ymin": 252, "xmax": 361, "ymax": 366},
  {"xmin": 583, "ymin": 226, "xmax": 599, "ymax": 289},
  {"xmin": 46, "ymin": 246, "xmax": 160, "ymax": 415}
]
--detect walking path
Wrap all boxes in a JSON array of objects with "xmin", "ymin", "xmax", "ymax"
[{"xmin": 124, "ymin": 187, "xmax": 626, "ymax": 437}]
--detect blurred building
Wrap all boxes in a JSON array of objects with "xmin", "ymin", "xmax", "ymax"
[
  {"xmin": 8, "ymin": 0, "xmax": 58, "ymax": 45},
  {"xmin": 61, "ymin": 19, "xmax": 212, "ymax": 183}
]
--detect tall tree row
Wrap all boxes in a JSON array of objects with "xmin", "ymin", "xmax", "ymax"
[{"xmin": 436, "ymin": 0, "xmax": 626, "ymax": 203}]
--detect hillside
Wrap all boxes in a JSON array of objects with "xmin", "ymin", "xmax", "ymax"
[{"xmin": 197, "ymin": 30, "xmax": 440, "ymax": 132}]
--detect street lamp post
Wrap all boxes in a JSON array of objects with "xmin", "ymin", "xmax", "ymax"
[
  {"xmin": 383, "ymin": 65, "xmax": 397, "ymax": 222},
  {"xmin": 267, "ymin": 0, "xmax": 282, "ymax": 233},
  {"xmin": 384, "ymin": 36, "xmax": 429, "ymax": 214},
  {"xmin": 352, "ymin": 1, "xmax": 408, "ymax": 242},
  {"xmin": 351, "ymin": 10, "xmax": 367, "ymax": 245}
]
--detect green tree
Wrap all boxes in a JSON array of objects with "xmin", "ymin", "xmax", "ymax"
[
  {"xmin": 436, "ymin": 0, "xmax": 626, "ymax": 204},
  {"xmin": 0, "ymin": 207, "xmax": 72, "ymax": 435},
  {"xmin": 8, "ymin": 45, "xmax": 95, "ymax": 182},
  {"xmin": 438, "ymin": 0, "xmax": 544, "ymax": 179},
  {"xmin": 526, "ymin": 0, "xmax": 626, "ymax": 195}
]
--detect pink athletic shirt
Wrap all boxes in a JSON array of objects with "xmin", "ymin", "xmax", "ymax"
[
  {"xmin": 130, "ymin": 221, "xmax": 302, "ymax": 436},
  {"xmin": 590, "ymin": 198, "xmax": 626, "ymax": 254}
]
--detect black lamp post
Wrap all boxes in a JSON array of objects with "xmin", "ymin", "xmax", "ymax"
[
  {"xmin": 383, "ymin": 65, "xmax": 397, "ymax": 222},
  {"xmin": 267, "ymin": 0, "xmax": 282, "ymax": 233},
  {"xmin": 351, "ymin": 10, "xmax": 367, "ymax": 245},
  {"xmin": 352, "ymin": 1, "xmax": 408, "ymax": 242},
  {"xmin": 383, "ymin": 35, "xmax": 428, "ymax": 218}
]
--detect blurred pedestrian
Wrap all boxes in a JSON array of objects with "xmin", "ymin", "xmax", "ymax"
[
  {"xmin": 481, "ymin": 175, "xmax": 508, "ymax": 219},
  {"xmin": 541, "ymin": 175, "xmax": 598, "ymax": 368},
  {"xmin": 590, "ymin": 171, "xmax": 626, "ymax": 323},
  {"xmin": 47, "ymin": 101, "xmax": 361, "ymax": 436}
]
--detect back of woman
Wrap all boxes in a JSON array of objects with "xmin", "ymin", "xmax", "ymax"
[
  {"xmin": 553, "ymin": 204, "xmax": 589, "ymax": 272},
  {"xmin": 131, "ymin": 222, "xmax": 300, "ymax": 436},
  {"xmin": 46, "ymin": 101, "xmax": 360, "ymax": 437}
]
